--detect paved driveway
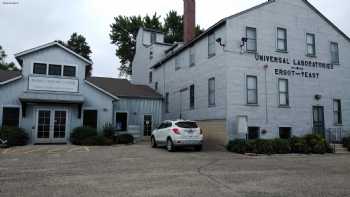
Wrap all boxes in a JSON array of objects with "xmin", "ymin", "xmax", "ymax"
[{"xmin": 0, "ymin": 143, "xmax": 350, "ymax": 197}]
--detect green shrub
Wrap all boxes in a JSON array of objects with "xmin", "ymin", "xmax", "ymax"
[
  {"xmin": 343, "ymin": 137, "xmax": 350, "ymax": 151},
  {"xmin": 80, "ymin": 136, "xmax": 113, "ymax": 146},
  {"xmin": 70, "ymin": 127, "xmax": 97, "ymax": 145},
  {"xmin": 115, "ymin": 134, "xmax": 134, "ymax": 144},
  {"xmin": 304, "ymin": 134, "xmax": 328, "ymax": 154},
  {"xmin": 226, "ymin": 139, "xmax": 249, "ymax": 154},
  {"xmin": 0, "ymin": 127, "xmax": 29, "ymax": 147},
  {"xmin": 103, "ymin": 123, "xmax": 115, "ymax": 139},
  {"xmin": 290, "ymin": 137, "xmax": 309, "ymax": 153},
  {"xmin": 272, "ymin": 139, "xmax": 291, "ymax": 154},
  {"xmin": 248, "ymin": 139, "xmax": 275, "ymax": 155}
]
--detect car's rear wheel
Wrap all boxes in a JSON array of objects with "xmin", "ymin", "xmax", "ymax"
[
  {"xmin": 167, "ymin": 138, "xmax": 175, "ymax": 152},
  {"xmin": 151, "ymin": 136, "xmax": 157, "ymax": 148},
  {"xmin": 194, "ymin": 145, "xmax": 202, "ymax": 151}
]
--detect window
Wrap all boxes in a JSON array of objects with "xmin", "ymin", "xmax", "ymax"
[
  {"xmin": 277, "ymin": 28, "xmax": 287, "ymax": 52},
  {"xmin": 48, "ymin": 64, "xmax": 62, "ymax": 76},
  {"xmin": 246, "ymin": 27, "xmax": 257, "ymax": 52},
  {"xmin": 278, "ymin": 79, "xmax": 289, "ymax": 106},
  {"xmin": 2, "ymin": 107, "xmax": 20, "ymax": 128},
  {"xmin": 83, "ymin": 110, "xmax": 97, "ymax": 129},
  {"xmin": 247, "ymin": 75, "xmax": 258, "ymax": 105},
  {"xmin": 248, "ymin": 127, "xmax": 260, "ymax": 140},
  {"xmin": 151, "ymin": 32, "xmax": 156, "ymax": 44},
  {"xmin": 208, "ymin": 33, "xmax": 216, "ymax": 57},
  {"xmin": 306, "ymin": 33, "xmax": 316, "ymax": 56},
  {"xmin": 165, "ymin": 92, "xmax": 169, "ymax": 113},
  {"xmin": 208, "ymin": 78, "xmax": 215, "ymax": 106},
  {"xmin": 149, "ymin": 71, "xmax": 153, "ymax": 83},
  {"xmin": 333, "ymin": 99, "xmax": 342, "ymax": 125},
  {"xmin": 115, "ymin": 112, "xmax": 128, "ymax": 131},
  {"xmin": 330, "ymin": 42, "xmax": 339, "ymax": 64},
  {"xmin": 189, "ymin": 48, "xmax": 195, "ymax": 67},
  {"xmin": 279, "ymin": 127, "xmax": 292, "ymax": 139},
  {"xmin": 33, "ymin": 63, "xmax": 47, "ymax": 74},
  {"xmin": 175, "ymin": 55, "xmax": 182, "ymax": 70},
  {"xmin": 190, "ymin": 84, "xmax": 195, "ymax": 110},
  {"xmin": 63, "ymin": 66, "xmax": 76, "ymax": 77},
  {"xmin": 154, "ymin": 82, "xmax": 158, "ymax": 91}
]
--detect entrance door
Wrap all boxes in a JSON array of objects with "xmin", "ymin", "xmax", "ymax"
[
  {"xmin": 313, "ymin": 106, "xmax": 325, "ymax": 136},
  {"xmin": 35, "ymin": 108, "xmax": 68, "ymax": 144},
  {"xmin": 144, "ymin": 115, "xmax": 152, "ymax": 136}
]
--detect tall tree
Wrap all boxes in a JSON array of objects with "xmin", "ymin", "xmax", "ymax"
[
  {"xmin": 66, "ymin": 33, "xmax": 93, "ymax": 77},
  {"xmin": 0, "ymin": 45, "xmax": 18, "ymax": 71},
  {"xmin": 110, "ymin": 11, "xmax": 204, "ymax": 76}
]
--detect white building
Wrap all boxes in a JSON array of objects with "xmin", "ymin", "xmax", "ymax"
[{"xmin": 132, "ymin": 0, "xmax": 350, "ymax": 145}]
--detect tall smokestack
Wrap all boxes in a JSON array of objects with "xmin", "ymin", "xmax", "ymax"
[{"xmin": 183, "ymin": 0, "xmax": 196, "ymax": 43}]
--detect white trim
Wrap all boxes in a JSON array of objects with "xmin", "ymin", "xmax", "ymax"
[
  {"xmin": 15, "ymin": 42, "xmax": 93, "ymax": 65},
  {"xmin": 0, "ymin": 75, "xmax": 22, "ymax": 85},
  {"xmin": 84, "ymin": 80, "xmax": 120, "ymax": 100}
]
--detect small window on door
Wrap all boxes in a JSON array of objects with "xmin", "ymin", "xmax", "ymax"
[
  {"xmin": 83, "ymin": 110, "xmax": 97, "ymax": 129},
  {"xmin": 116, "ymin": 112, "xmax": 128, "ymax": 131},
  {"xmin": 248, "ymin": 127, "xmax": 260, "ymax": 140},
  {"xmin": 2, "ymin": 107, "xmax": 20, "ymax": 128},
  {"xmin": 279, "ymin": 127, "xmax": 292, "ymax": 139}
]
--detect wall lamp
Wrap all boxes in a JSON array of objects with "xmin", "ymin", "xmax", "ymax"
[{"xmin": 216, "ymin": 38, "xmax": 225, "ymax": 47}]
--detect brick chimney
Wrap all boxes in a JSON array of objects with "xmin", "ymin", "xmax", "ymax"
[{"xmin": 183, "ymin": 0, "xmax": 196, "ymax": 43}]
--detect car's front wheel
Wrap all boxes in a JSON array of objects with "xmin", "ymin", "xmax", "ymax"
[
  {"xmin": 166, "ymin": 138, "xmax": 175, "ymax": 152},
  {"xmin": 151, "ymin": 136, "xmax": 157, "ymax": 148}
]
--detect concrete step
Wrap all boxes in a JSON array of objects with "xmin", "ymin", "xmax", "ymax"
[{"xmin": 331, "ymin": 144, "xmax": 349, "ymax": 154}]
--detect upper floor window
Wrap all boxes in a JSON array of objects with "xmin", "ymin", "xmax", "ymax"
[
  {"xmin": 246, "ymin": 27, "xmax": 257, "ymax": 52},
  {"xmin": 33, "ymin": 63, "xmax": 76, "ymax": 77},
  {"xmin": 208, "ymin": 33, "xmax": 216, "ymax": 58},
  {"xmin": 277, "ymin": 28, "xmax": 287, "ymax": 52},
  {"xmin": 149, "ymin": 71, "xmax": 153, "ymax": 83},
  {"xmin": 155, "ymin": 82, "xmax": 158, "ymax": 91},
  {"xmin": 190, "ymin": 84, "xmax": 195, "ymax": 110},
  {"xmin": 333, "ymin": 99, "xmax": 342, "ymax": 125},
  {"xmin": 33, "ymin": 63, "xmax": 47, "ymax": 75},
  {"xmin": 175, "ymin": 55, "xmax": 182, "ymax": 71},
  {"xmin": 48, "ymin": 64, "xmax": 62, "ymax": 76},
  {"xmin": 306, "ymin": 33, "xmax": 316, "ymax": 57},
  {"xmin": 151, "ymin": 32, "xmax": 157, "ymax": 44},
  {"xmin": 63, "ymin": 66, "xmax": 76, "ymax": 77},
  {"xmin": 246, "ymin": 75, "xmax": 258, "ymax": 105},
  {"xmin": 278, "ymin": 79, "xmax": 289, "ymax": 106},
  {"xmin": 330, "ymin": 42, "xmax": 339, "ymax": 64},
  {"xmin": 189, "ymin": 48, "xmax": 195, "ymax": 67},
  {"xmin": 208, "ymin": 78, "xmax": 215, "ymax": 106}
]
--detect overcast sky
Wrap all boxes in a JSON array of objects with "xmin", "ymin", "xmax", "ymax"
[{"xmin": 0, "ymin": 0, "xmax": 349, "ymax": 78}]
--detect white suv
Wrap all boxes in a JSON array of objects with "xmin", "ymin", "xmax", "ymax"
[{"xmin": 151, "ymin": 120, "xmax": 203, "ymax": 151}]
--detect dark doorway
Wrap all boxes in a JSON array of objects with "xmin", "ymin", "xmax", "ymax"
[
  {"xmin": 83, "ymin": 110, "xmax": 97, "ymax": 129},
  {"xmin": 115, "ymin": 112, "xmax": 128, "ymax": 131},
  {"xmin": 313, "ymin": 106, "xmax": 325, "ymax": 136},
  {"xmin": 248, "ymin": 127, "xmax": 260, "ymax": 140},
  {"xmin": 279, "ymin": 127, "xmax": 292, "ymax": 139},
  {"xmin": 144, "ymin": 115, "xmax": 152, "ymax": 136}
]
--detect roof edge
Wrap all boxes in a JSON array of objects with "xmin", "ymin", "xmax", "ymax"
[
  {"xmin": 15, "ymin": 41, "xmax": 93, "ymax": 65},
  {"xmin": 0, "ymin": 75, "xmax": 22, "ymax": 86},
  {"xmin": 84, "ymin": 80, "xmax": 120, "ymax": 100}
]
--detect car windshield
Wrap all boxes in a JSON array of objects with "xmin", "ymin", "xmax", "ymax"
[{"xmin": 175, "ymin": 121, "xmax": 198, "ymax": 128}]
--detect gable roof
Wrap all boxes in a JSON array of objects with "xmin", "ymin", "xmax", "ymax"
[
  {"xmin": 86, "ymin": 77, "xmax": 162, "ymax": 100},
  {"xmin": 152, "ymin": 0, "xmax": 350, "ymax": 69},
  {"xmin": 15, "ymin": 41, "xmax": 93, "ymax": 65},
  {"xmin": 0, "ymin": 70, "xmax": 22, "ymax": 85}
]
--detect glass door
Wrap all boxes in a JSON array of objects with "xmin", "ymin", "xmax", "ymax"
[
  {"xmin": 313, "ymin": 106, "xmax": 325, "ymax": 136},
  {"xmin": 35, "ymin": 108, "xmax": 68, "ymax": 144}
]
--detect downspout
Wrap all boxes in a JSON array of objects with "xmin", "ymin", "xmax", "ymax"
[{"xmin": 264, "ymin": 64, "xmax": 269, "ymax": 124}]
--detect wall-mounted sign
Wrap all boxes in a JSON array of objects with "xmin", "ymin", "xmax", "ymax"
[
  {"xmin": 255, "ymin": 54, "xmax": 336, "ymax": 79},
  {"xmin": 28, "ymin": 76, "xmax": 79, "ymax": 93}
]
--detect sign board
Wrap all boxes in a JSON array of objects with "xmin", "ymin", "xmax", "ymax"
[
  {"xmin": 28, "ymin": 76, "xmax": 79, "ymax": 93},
  {"xmin": 237, "ymin": 115, "xmax": 248, "ymax": 134}
]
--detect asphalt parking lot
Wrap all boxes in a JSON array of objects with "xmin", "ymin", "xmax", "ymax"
[{"xmin": 1, "ymin": 143, "xmax": 350, "ymax": 197}]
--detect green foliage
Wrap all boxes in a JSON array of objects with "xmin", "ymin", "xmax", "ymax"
[
  {"xmin": 343, "ymin": 137, "xmax": 350, "ymax": 151},
  {"xmin": 226, "ymin": 139, "xmax": 249, "ymax": 154},
  {"xmin": 227, "ymin": 134, "xmax": 332, "ymax": 155},
  {"xmin": 0, "ymin": 45, "xmax": 19, "ymax": 71},
  {"xmin": 70, "ymin": 127, "xmax": 98, "ymax": 145},
  {"xmin": 115, "ymin": 134, "xmax": 134, "ymax": 145},
  {"xmin": 103, "ymin": 123, "xmax": 115, "ymax": 139},
  {"xmin": 80, "ymin": 136, "xmax": 113, "ymax": 146},
  {"xmin": 110, "ymin": 10, "xmax": 205, "ymax": 76},
  {"xmin": 0, "ymin": 127, "xmax": 28, "ymax": 147}
]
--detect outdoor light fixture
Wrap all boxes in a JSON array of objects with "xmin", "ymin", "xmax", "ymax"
[
  {"xmin": 240, "ymin": 37, "xmax": 247, "ymax": 47},
  {"xmin": 216, "ymin": 38, "xmax": 225, "ymax": 47},
  {"xmin": 315, "ymin": 94, "xmax": 322, "ymax": 100}
]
